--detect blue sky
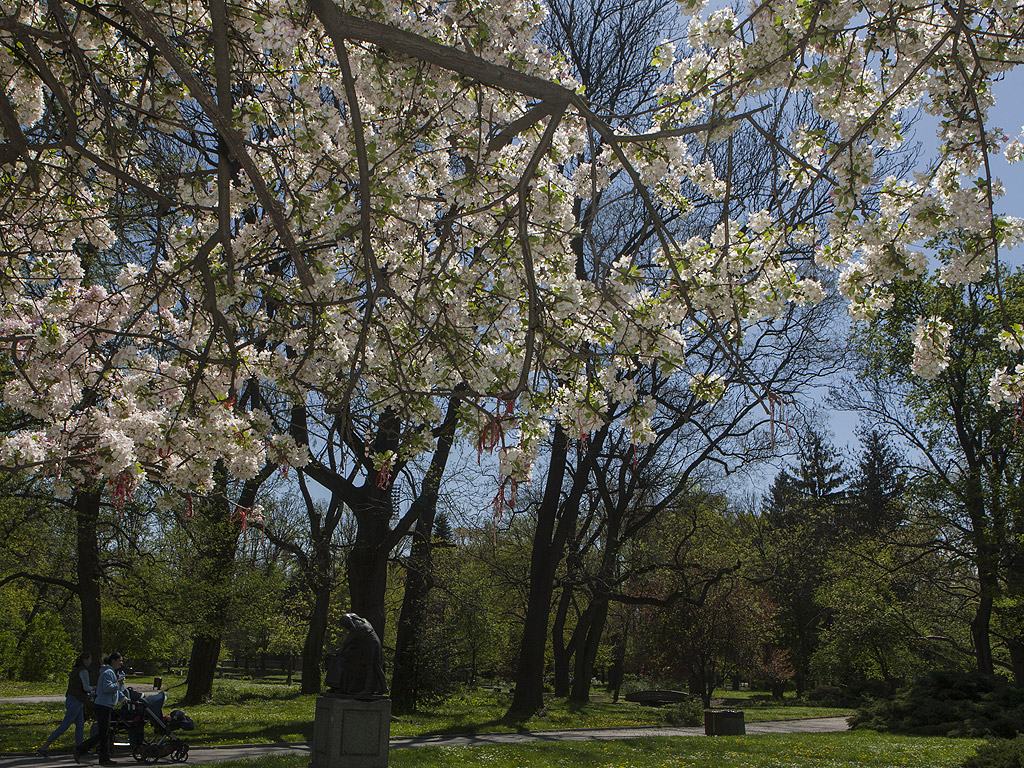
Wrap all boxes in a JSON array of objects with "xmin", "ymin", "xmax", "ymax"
[{"xmin": 989, "ymin": 74, "xmax": 1024, "ymax": 266}]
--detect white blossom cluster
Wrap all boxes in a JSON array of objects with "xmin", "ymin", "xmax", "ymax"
[{"xmin": 911, "ymin": 317, "xmax": 953, "ymax": 379}]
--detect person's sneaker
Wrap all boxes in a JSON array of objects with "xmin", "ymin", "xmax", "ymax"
[
  {"xmin": 72, "ymin": 746, "xmax": 81, "ymax": 764},
  {"xmin": 35, "ymin": 747, "xmax": 49, "ymax": 758}
]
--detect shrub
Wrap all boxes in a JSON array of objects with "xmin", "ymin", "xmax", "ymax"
[
  {"xmin": 662, "ymin": 699, "xmax": 705, "ymax": 726},
  {"xmin": 806, "ymin": 685, "xmax": 846, "ymax": 706},
  {"xmin": 806, "ymin": 682, "xmax": 885, "ymax": 707},
  {"xmin": 850, "ymin": 670, "xmax": 1024, "ymax": 738},
  {"xmin": 620, "ymin": 676, "xmax": 684, "ymax": 695},
  {"xmin": 619, "ymin": 677, "xmax": 651, "ymax": 696},
  {"xmin": 961, "ymin": 736, "xmax": 1024, "ymax": 768}
]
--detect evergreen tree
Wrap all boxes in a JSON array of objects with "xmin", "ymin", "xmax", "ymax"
[
  {"xmin": 846, "ymin": 430, "xmax": 906, "ymax": 533},
  {"xmin": 758, "ymin": 429, "xmax": 846, "ymax": 696}
]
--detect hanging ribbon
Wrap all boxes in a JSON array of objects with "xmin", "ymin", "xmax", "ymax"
[
  {"xmin": 107, "ymin": 471, "xmax": 135, "ymax": 517},
  {"xmin": 375, "ymin": 458, "xmax": 392, "ymax": 490},
  {"xmin": 477, "ymin": 398, "xmax": 516, "ymax": 458}
]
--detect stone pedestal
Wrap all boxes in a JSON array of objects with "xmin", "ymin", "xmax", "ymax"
[
  {"xmin": 704, "ymin": 709, "xmax": 745, "ymax": 736},
  {"xmin": 311, "ymin": 696, "xmax": 391, "ymax": 768}
]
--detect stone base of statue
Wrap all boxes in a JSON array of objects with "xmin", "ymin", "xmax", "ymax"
[{"xmin": 311, "ymin": 696, "xmax": 391, "ymax": 768}]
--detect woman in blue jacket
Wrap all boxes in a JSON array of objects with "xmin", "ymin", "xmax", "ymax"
[
  {"xmin": 75, "ymin": 652, "xmax": 125, "ymax": 766},
  {"xmin": 37, "ymin": 652, "xmax": 94, "ymax": 757}
]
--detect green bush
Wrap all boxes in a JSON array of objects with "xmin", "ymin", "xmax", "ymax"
[
  {"xmin": 806, "ymin": 685, "xmax": 845, "ymax": 706},
  {"xmin": 620, "ymin": 676, "xmax": 684, "ymax": 695},
  {"xmin": 662, "ymin": 699, "xmax": 705, "ymax": 726},
  {"xmin": 961, "ymin": 736, "xmax": 1024, "ymax": 768},
  {"xmin": 851, "ymin": 670, "xmax": 1024, "ymax": 738},
  {"xmin": 806, "ymin": 682, "xmax": 885, "ymax": 707},
  {"xmin": 619, "ymin": 677, "xmax": 654, "ymax": 695}
]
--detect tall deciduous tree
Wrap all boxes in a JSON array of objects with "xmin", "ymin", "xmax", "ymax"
[
  {"xmin": 390, "ymin": 395, "xmax": 461, "ymax": 712},
  {"xmin": 835, "ymin": 267, "xmax": 1024, "ymax": 684},
  {"xmin": 259, "ymin": 479, "xmax": 352, "ymax": 694},
  {"xmin": 179, "ymin": 462, "xmax": 275, "ymax": 705}
]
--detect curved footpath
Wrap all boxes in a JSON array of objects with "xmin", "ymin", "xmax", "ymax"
[{"xmin": 0, "ymin": 717, "xmax": 850, "ymax": 768}]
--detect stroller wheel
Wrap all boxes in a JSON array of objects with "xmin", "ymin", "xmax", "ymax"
[
  {"xmin": 132, "ymin": 746, "xmax": 146, "ymax": 763},
  {"xmin": 170, "ymin": 744, "xmax": 189, "ymax": 763}
]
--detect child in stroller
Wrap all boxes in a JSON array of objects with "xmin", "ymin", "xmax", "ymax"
[{"xmin": 101, "ymin": 688, "xmax": 194, "ymax": 763}]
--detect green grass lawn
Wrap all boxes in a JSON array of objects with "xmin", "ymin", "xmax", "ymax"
[
  {"xmin": 0, "ymin": 678, "xmax": 855, "ymax": 754},
  {"xmin": 153, "ymin": 731, "xmax": 981, "ymax": 768},
  {"xmin": 0, "ymin": 679, "xmax": 66, "ymax": 697}
]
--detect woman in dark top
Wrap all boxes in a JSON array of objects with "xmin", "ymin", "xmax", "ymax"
[
  {"xmin": 37, "ymin": 652, "xmax": 94, "ymax": 757},
  {"xmin": 75, "ymin": 651, "xmax": 125, "ymax": 766}
]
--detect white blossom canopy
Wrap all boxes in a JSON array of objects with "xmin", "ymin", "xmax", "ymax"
[{"xmin": 0, "ymin": 0, "xmax": 1021, "ymax": 497}]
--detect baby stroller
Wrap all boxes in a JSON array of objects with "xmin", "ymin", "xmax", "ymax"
[{"xmin": 106, "ymin": 688, "xmax": 194, "ymax": 763}]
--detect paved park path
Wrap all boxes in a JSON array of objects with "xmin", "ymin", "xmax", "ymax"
[{"xmin": 0, "ymin": 717, "xmax": 850, "ymax": 768}]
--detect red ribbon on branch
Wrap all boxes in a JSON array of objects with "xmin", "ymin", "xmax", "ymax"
[
  {"xmin": 477, "ymin": 397, "xmax": 517, "ymax": 457},
  {"xmin": 375, "ymin": 458, "xmax": 392, "ymax": 490},
  {"xmin": 107, "ymin": 471, "xmax": 135, "ymax": 517},
  {"xmin": 231, "ymin": 505, "xmax": 265, "ymax": 543},
  {"xmin": 492, "ymin": 476, "xmax": 518, "ymax": 544}
]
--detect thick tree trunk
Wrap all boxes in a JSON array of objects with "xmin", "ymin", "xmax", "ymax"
[
  {"xmin": 181, "ymin": 464, "xmax": 267, "ymax": 706},
  {"xmin": 346, "ymin": 489, "xmax": 392, "ymax": 638},
  {"xmin": 568, "ymin": 534, "xmax": 619, "ymax": 704},
  {"xmin": 970, "ymin": 551, "xmax": 999, "ymax": 675},
  {"xmin": 609, "ymin": 629, "xmax": 626, "ymax": 702},
  {"xmin": 968, "ymin": 470, "xmax": 997, "ymax": 676},
  {"xmin": 551, "ymin": 586, "xmax": 574, "ymax": 698},
  {"xmin": 390, "ymin": 528, "xmax": 432, "ymax": 713},
  {"xmin": 507, "ymin": 426, "xmax": 571, "ymax": 720},
  {"xmin": 184, "ymin": 634, "xmax": 221, "ymax": 703},
  {"xmin": 300, "ymin": 570, "xmax": 332, "ymax": 694},
  {"xmin": 700, "ymin": 683, "xmax": 713, "ymax": 709},
  {"xmin": 569, "ymin": 597, "xmax": 609, "ymax": 704},
  {"xmin": 506, "ymin": 423, "xmax": 606, "ymax": 721},
  {"xmin": 971, "ymin": 581, "xmax": 995, "ymax": 676},
  {"xmin": 75, "ymin": 485, "xmax": 103, "ymax": 677}
]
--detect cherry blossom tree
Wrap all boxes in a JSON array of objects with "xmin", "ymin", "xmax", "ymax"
[{"xmin": 1, "ymin": 0, "xmax": 1023, "ymax": 683}]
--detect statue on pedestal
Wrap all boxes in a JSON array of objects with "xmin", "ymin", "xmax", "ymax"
[{"xmin": 324, "ymin": 613, "xmax": 387, "ymax": 698}]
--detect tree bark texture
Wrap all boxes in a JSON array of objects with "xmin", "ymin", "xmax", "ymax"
[
  {"xmin": 551, "ymin": 586, "xmax": 574, "ymax": 698},
  {"xmin": 75, "ymin": 485, "xmax": 103, "ymax": 678},
  {"xmin": 300, "ymin": 567, "xmax": 332, "ymax": 694},
  {"xmin": 184, "ymin": 634, "xmax": 222, "ymax": 704},
  {"xmin": 569, "ymin": 596, "xmax": 610, "ymax": 703},
  {"xmin": 390, "ymin": 525, "xmax": 433, "ymax": 713},
  {"xmin": 346, "ymin": 486, "xmax": 394, "ymax": 640}
]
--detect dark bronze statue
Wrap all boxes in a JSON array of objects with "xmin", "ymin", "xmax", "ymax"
[{"xmin": 324, "ymin": 613, "xmax": 387, "ymax": 698}]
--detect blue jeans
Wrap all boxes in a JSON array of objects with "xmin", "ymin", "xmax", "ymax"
[{"xmin": 44, "ymin": 695, "xmax": 86, "ymax": 747}]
